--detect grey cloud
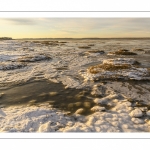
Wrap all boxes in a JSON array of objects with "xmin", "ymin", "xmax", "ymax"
[
  {"xmin": 1, "ymin": 18, "xmax": 150, "ymax": 35},
  {"xmin": 2, "ymin": 18, "xmax": 39, "ymax": 25}
]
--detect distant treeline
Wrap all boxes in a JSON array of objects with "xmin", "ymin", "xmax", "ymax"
[{"xmin": 0, "ymin": 37, "xmax": 12, "ymax": 40}]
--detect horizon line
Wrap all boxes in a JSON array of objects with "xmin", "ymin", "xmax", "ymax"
[{"xmin": 15, "ymin": 37, "xmax": 150, "ymax": 39}]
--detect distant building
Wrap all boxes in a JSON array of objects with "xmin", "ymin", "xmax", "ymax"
[{"xmin": 0, "ymin": 37, "xmax": 12, "ymax": 40}]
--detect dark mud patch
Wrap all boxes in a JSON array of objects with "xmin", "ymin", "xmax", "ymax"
[
  {"xmin": 55, "ymin": 66, "xmax": 68, "ymax": 70},
  {"xmin": 86, "ymin": 50, "xmax": 105, "ymax": 54},
  {"xmin": 132, "ymin": 48, "xmax": 144, "ymax": 51},
  {"xmin": 58, "ymin": 41, "xmax": 67, "ymax": 43},
  {"xmin": 108, "ymin": 49, "xmax": 137, "ymax": 55},
  {"xmin": 126, "ymin": 80, "xmax": 150, "ymax": 92},
  {"xmin": 0, "ymin": 80, "xmax": 99, "ymax": 116},
  {"xmin": 78, "ymin": 46, "xmax": 91, "ymax": 49},
  {"xmin": 16, "ymin": 54, "xmax": 52, "ymax": 62},
  {"xmin": 88, "ymin": 63, "xmax": 131, "ymax": 74},
  {"xmin": 0, "ymin": 62, "xmax": 27, "ymax": 71},
  {"xmin": 145, "ymin": 50, "xmax": 150, "ymax": 54},
  {"xmin": 88, "ymin": 44, "xmax": 94, "ymax": 46},
  {"xmin": 32, "ymin": 41, "xmax": 59, "ymax": 46}
]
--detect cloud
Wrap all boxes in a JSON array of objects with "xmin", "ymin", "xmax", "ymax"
[
  {"xmin": 1, "ymin": 18, "xmax": 150, "ymax": 38},
  {"xmin": 1, "ymin": 18, "xmax": 40, "ymax": 25}
]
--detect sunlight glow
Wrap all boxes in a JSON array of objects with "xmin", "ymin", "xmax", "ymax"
[{"xmin": 0, "ymin": 18, "xmax": 150, "ymax": 38}]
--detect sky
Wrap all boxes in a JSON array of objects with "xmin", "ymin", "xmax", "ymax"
[{"xmin": 0, "ymin": 18, "xmax": 150, "ymax": 38}]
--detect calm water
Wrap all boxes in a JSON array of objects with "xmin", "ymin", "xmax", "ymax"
[{"xmin": 0, "ymin": 80, "xmax": 101, "ymax": 115}]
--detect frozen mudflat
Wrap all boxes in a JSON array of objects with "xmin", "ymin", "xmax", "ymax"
[{"xmin": 0, "ymin": 39, "xmax": 150, "ymax": 132}]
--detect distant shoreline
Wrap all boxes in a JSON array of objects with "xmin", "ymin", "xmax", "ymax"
[
  {"xmin": 0, "ymin": 37, "xmax": 12, "ymax": 40},
  {"xmin": 2, "ymin": 37, "xmax": 150, "ymax": 40},
  {"xmin": 16, "ymin": 37, "xmax": 150, "ymax": 40}
]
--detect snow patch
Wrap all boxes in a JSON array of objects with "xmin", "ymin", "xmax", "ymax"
[
  {"xmin": 80, "ymin": 58, "xmax": 150, "ymax": 81},
  {"xmin": 130, "ymin": 109, "xmax": 143, "ymax": 118}
]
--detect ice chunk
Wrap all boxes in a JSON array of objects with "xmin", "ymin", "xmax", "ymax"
[
  {"xmin": 75, "ymin": 108, "xmax": 85, "ymax": 114},
  {"xmin": 131, "ymin": 118, "xmax": 144, "ymax": 124},
  {"xmin": 103, "ymin": 58, "xmax": 139, "ymax": 65},
  {"xmin": 130, "ymin": 109, "xmax": 143, "ymax": 118},
  {"xmin": 146, "ymin": 110, "xmax": 150, "ymax": 116},
  {"xmin": 93, "ymin": 94, "xmax": 120, "ymax": 104},
  {"xmin": 38, "ymin": 121, "xmax": 52, "ymax": 132},
  {"xmin": 91, "ymin": 106, "xmax": 105, "ymax": 112}
]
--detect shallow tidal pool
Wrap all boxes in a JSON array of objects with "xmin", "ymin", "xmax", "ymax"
[{"xmin": 0, "ymin": 80, "xmax": 100, "ymax": 115}]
